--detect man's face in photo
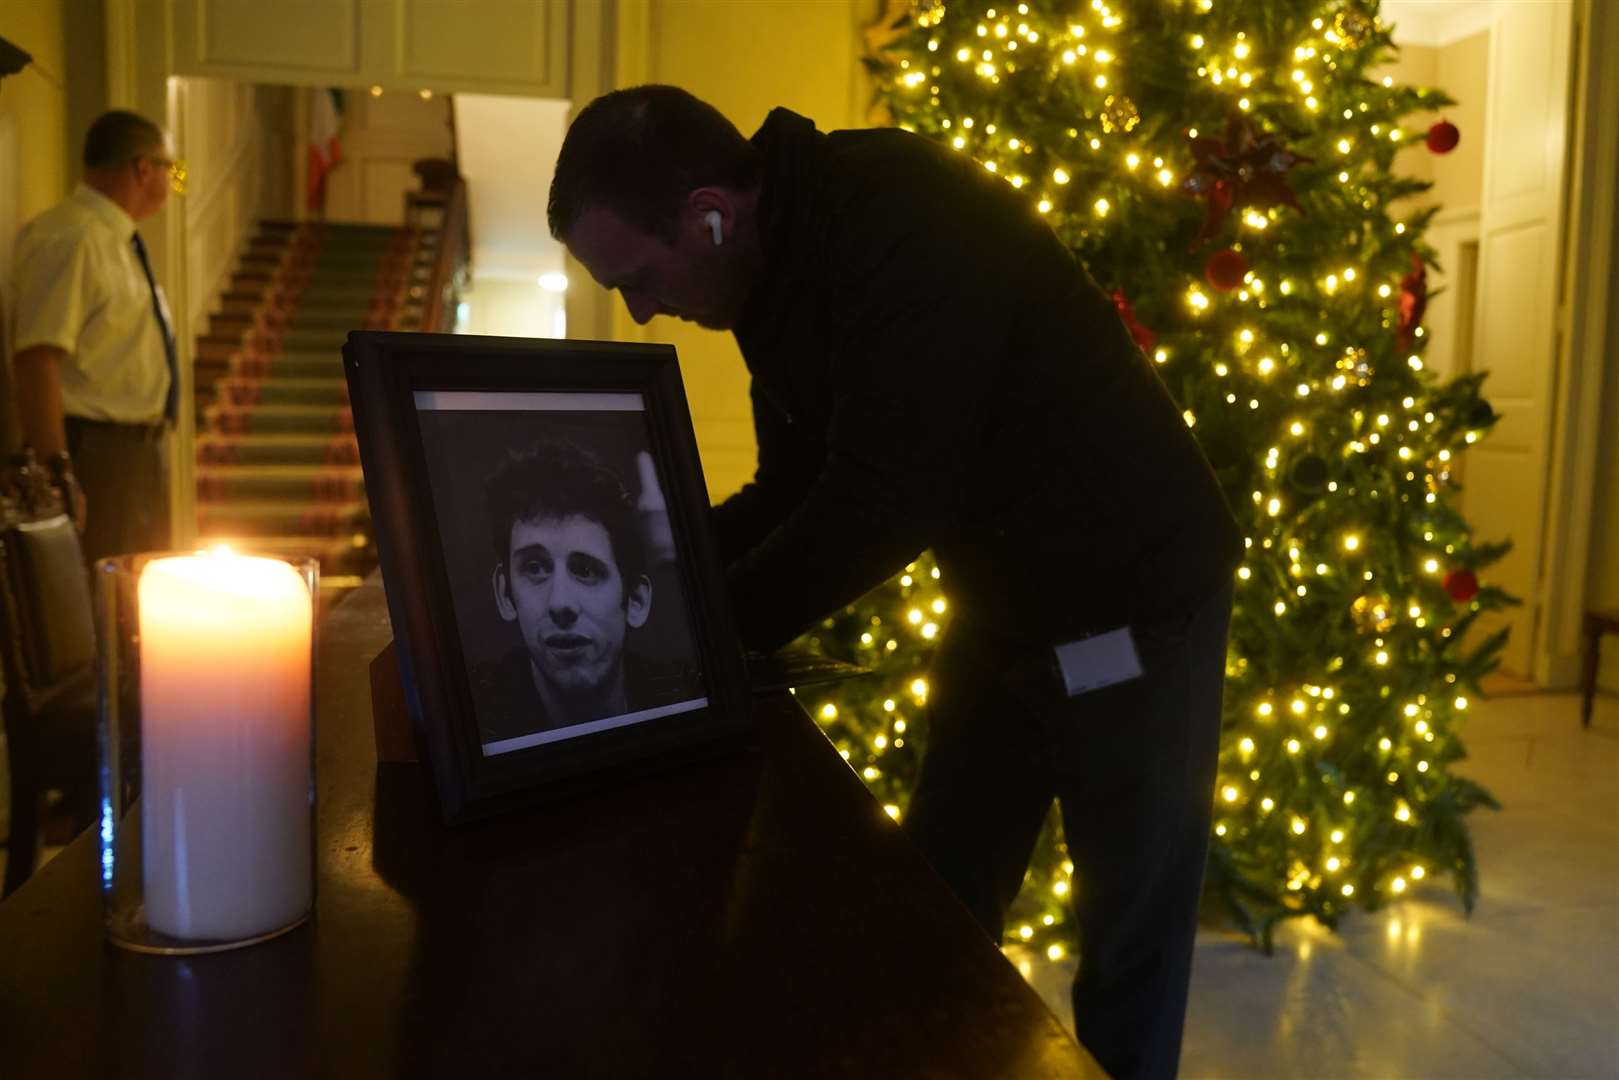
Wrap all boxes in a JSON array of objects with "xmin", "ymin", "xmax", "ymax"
[{"xmin": 495, "ymin": 513, "xmax": 650, "ymax": 697}]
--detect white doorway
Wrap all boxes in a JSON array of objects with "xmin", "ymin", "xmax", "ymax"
[
  {"xmin": 1383, "ymin": 0, "xmax": 1580, "ymax": 681},
  {"xmin": 450, "ymin": 93, "xmax": 571, "ymax": 338}
]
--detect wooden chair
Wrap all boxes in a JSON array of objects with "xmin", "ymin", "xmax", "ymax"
[
  {"xmin": 1582, "ymin": 611, "xmax": 1619, "ymax": 730},
  {"xmin": 0, "ymin": 452, "xmax": 98, "ymax": 897}
]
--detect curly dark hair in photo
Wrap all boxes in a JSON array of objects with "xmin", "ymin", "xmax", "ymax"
[
  {"xmin": 484, "ymin": 439, "xmax": 647, "ymax": 585},
  {"xmin": 547, "ymin": 84, "xmax": 761, "ymax": 243}
]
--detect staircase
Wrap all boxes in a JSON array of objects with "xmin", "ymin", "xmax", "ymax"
[{"xmin": 192, "ymin": 220, "xmax": 440, "ymax": 596}]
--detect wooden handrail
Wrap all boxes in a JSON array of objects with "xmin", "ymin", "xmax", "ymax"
[{"xmin": 420, "ymin": 178, "xmax": 469, "ymax": 332}]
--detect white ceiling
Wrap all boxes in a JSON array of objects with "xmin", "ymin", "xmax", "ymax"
[
  {"xmin": 1379, "ymin": 0, "xmax": 1502, "ymax": 47},
  {"xmin": 451, "ymin": 93, "xmax": 571, "ymax": 281}
]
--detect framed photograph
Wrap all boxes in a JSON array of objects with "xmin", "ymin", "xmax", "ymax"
[{"xmin": 343, "ymin": 331, "xmax": 752, "ymax": 823}]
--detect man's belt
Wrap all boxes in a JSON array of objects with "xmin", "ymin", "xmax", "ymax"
[{"xmin": 65, "ymin": 415, "xmax": 168, "ymax": 438}]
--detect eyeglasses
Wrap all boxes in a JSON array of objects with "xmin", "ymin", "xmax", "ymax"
[{"xmin": 143, "ymin": 155, "xmax": 188, "ymax": 196}]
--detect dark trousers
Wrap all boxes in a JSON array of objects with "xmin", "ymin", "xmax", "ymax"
[
  {"xmin": 904, "ymin": 582, "xmax": 1232, "ymax": 1080},
  {"xmin": 64, "ymin": 417, "xmax": 171, "ymax": 565}
]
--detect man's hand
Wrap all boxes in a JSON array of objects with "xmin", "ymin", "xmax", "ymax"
[
  {"xmin": 52, "ymin": 460, "xmax": 87, "ymax": 533},
  {"xmin": 636, "ymin": 451, "xmax": 676, "ymax": 565},
  {"xmin": 14, "ymin": 347, "xmax": 84, "ymax": 529}
]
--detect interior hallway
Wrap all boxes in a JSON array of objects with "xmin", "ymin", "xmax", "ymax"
[{"xmin": 1013, "ymin": 688, "xmax": 1619, "ymax": 1078}]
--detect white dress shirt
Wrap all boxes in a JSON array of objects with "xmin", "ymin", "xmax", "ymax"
[{"xmin": 11, "ymin": 183, "xmax": 172, "ymax": 424}]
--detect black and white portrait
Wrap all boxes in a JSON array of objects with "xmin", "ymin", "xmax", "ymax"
[{"xmin": 414, "ymin": 391, "xmax": 708, "ymax": 756}]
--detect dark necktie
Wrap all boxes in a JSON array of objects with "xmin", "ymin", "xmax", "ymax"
[{"xmin": 130, "ymin": 231, "xmax": 179, "ymax": 424}]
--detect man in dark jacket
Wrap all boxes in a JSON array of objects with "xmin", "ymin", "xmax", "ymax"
[{"xmin": 550, "ymin": 85, "xmax": 1241, "ymax": 1080}]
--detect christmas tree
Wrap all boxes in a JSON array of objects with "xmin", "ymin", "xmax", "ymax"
[{"xmin": 799, "ymin": 0, "xmax": 1510, "ymax": 951}]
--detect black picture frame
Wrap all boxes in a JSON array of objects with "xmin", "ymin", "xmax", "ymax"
[{"xmin": 342, "ymin": 331, "xmax": 753, "ymax": 823}]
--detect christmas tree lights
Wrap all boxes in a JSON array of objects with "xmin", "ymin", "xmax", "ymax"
[{"xmin": 804, "ymin": 0, "xmax": 1510, "ymax": 951}]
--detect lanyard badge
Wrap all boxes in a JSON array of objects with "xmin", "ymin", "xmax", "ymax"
[{"xmin": 1051, "ymin": 626, "xmax": 1143, "ymax": 697}]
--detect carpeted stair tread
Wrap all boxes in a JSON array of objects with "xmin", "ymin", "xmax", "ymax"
[
  {"xmin": 279, "ymin": 317, "xmax": 371, "ymax": 335},
  {"xmin": 290, "ymin": 277, "xmax": 386, "ymax": 296},
  {"xmin": 238, "ymin": 353, "xmax": 347, "ymax": 377},
  {"xmin": 280, "ymin": 312, "xmax": 371, "ymax": 332},
  {"xmin": 285, "ymin": 298, "xmax": 374, "ymax": 315},
  {"xmin": 203, "ymin": 403, "xmax": 352, "ymax": 435},
  {"xmin": 197, "ymin": 434, "xmax": 359, "ymax": 467},
  {"xmin": 302, "ymin": 250, "xmax": 401, "ymax": 267},
  {"xmin": 211, "ymin": 379, "xmax": 351, "ymax": 407},
  {"xmin": 284, "ymin": 286, "xmax": 379, "ymax": 306},
  {"xmin": 279, "ymin": 329, "xmax": 354, "ymax": 351},
  {"xmin": 191, "ymin": 534, "xmax": 373, "ymax": 569},
  {"xmin": 196, "ymin": 464, "xmax": 365, "ymax": 502},
  {"xmin": 219, "ymin": 355, "xmax": 346, "ymax": 381},
  {"xmin": 303, "ymin": 256, "xmax": 394, "ymax": 269},
  {"xmin": 282, "ymin": 222, "xmax": 397, "ymax": 239},
  {"xmin": 297, "ymin": 261, "xmax": 390, "ymax": 277},
  {"xmin": 197, "ymin": 498, "xmax": 370, "ymax": 537}
]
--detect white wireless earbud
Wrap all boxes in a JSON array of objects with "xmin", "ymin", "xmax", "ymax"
[{"xmin": 704, "ymin": 210, "xmax": 724, "ymax": 247}]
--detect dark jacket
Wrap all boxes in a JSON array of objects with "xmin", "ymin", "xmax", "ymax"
[
  {"xmin": 473, "ymin": 646, "xmax": 703, "ymax": 745},
  {"xmin": 714, "ymin": 109, "xmax": 1242, "ymax": 652}
]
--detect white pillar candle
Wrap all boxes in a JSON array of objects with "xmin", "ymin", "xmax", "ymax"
[{"xmin": 138, "ymin": 551, "xmax": 313, "ymax": 942}]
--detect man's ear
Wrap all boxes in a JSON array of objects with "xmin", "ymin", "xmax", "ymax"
[
  {"xmin": 625, "ymin": 575, "xmax": 652, "ymax": 629},
  {"xmin": 492, "ymin": 563, "xmax": 518, "ymax": 622}
]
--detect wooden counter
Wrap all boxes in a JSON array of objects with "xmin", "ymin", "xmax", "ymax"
[{"xmin": 0, "ymin": 574, "xmax": 1101, "ymax": 1077}]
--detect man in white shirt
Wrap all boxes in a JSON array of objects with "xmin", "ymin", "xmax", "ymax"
[{"xmin": 11, "ymin": 109, "xmax": 180, "ymax": 561}]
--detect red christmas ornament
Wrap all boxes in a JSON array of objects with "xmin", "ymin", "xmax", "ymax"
[
  {"xmin": 1111, "ymin": 288, "xmax": 1157, "ymax": 352},
  {"xmin": 1396, "ymin": 251, "xmax": 1428, "ymax": 350},
  {"xmin": 1181, "ymin": 111, "xmax": 1313, "ymax": 246},
  {"xmin": 1444, "ymin": 568, "xmax": 1480, "ymax": 603},
  {"xmin": 1426, "ymin": 119, "xmax": 1460, "ymax": 154},
  {"xmin": 1204, "ymin": 248, "xmax": 1249, "ymax": 291}
]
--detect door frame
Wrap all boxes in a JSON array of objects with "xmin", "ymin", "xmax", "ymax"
[
  {"xmin": 1536, "ymin": 0, "xmax": 1619, "ymax": 686},
  {"xmin": 106, "ymin": 1, "xmax": 620, "ymax": 545}
]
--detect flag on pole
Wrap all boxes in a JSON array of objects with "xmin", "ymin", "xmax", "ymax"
[{"xmin": 306, "ymin": 88, "xmax": 345, "ymax": 213}]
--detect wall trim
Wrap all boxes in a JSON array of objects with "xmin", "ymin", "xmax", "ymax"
[
  {"xmin": 1535, "ymin": 0, "xmax": 1619, "ymax": 686},
  {"xmin": 180, "ymin": 86, "xmax": 263, "ymax": 338},
  {"xmin": 1430, "ymin": 206, "xmax": 1481, "ymax": 230},
  {"xmin": 562, "ymin": 0, "xmax": 623, "ymax": 344},
  {"xmin": 1382, "ymin": 2, "xmax": 1499, "ymax": 49},
  {"xmin": 105, "ymin": 0, "xmax": 136, "ymax": 107},
  {"xmin": 184, "ymin": 110, "xmax": 257, "ymax": 226}
]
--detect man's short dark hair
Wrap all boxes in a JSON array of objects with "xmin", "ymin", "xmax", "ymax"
[
  {"xmin": 83, "ymin": 110, "xmax": 164, "ymax": 170},
  {"xmin": 486, "ymin": 439, "xmax": 647, "ymax": 586},
  {"xmin": 547, "ymin": 85, "xmax": 761, "ymax": 242}
]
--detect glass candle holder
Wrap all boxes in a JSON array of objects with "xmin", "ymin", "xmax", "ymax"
[{"xmin": 96, "ymin": 549, "xmax": 318, "ymax": 954}]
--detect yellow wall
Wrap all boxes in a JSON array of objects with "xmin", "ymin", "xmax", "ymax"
[
  {"xmin": 0, "ymin": 0, "xmax": 71, "ymax": 454},
  {"xmin": 612, "ymin": 0, "xmax": 868, "ymax": 502},
  {"xmin": 1383, "ymin": 43, "xmax": 1436, "ymax": 197},
  {"xmin": 1381, "ymin": 30, "xmax": 1487, "ymax": 219},
  {"xmin": 179, "ymin": 80, "xmax": 279, "ymax": 337},
  {"xmin": 1592, "ymin": 201, "xmax": 1619, "ymax": 692},
  {"xmin": 1431, "ymin": 31, "xmax": 1487, "ymax": 213},
  {"xmin": 1373, "ymin": 33, "xmax": 1488, "ymax": 389},
  {"xmin": 0, "ymin": 2, "xmax": 69, "ymax": 225}
]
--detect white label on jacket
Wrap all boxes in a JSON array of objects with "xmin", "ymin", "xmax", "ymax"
[{"xmin": 1053, "ymin": 627, "xmax": 1143, "ymax": 697}]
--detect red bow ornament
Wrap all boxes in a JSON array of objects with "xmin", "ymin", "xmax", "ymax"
[
  {"xmin": 1180, "ymin": 113, "xmax": 1312, "ymax": 247},
  {"xmin": 1396, "ymin": 251, "xmax": 1427, "ymax": 350}
]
